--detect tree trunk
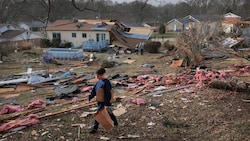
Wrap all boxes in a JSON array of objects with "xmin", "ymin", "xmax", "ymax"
[{"xmin": 209, "ymin": 80, "xmax": 250, "ymax": 93}]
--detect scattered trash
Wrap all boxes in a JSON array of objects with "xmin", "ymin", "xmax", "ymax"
[
  {"xmin": 119, "ymin": 134, "xmax": 140, "ymax": 139},
  {"xmin": 132, "ymin": 98, "xmax": 145, "ymax": 105},
  {"xmin": 0, "ymin": 114, "xmax": 39, "ymax": 133},
  {"xmin": 148, "ymin": 106, "xmax": 156, "ymax": 110},
  {"xmin": 170, "ymin": 59, "xmax": 183, "ymax": 68},
  {"xmin": 141, "ymin": 64, "xmax": 155, "ymax": 68},
  {"xmin": 72, "ymin": 97, "xmax": 80, "ymax": 103},
  {"xmin": 147, "ymin": 122, "xmax": 156, "ymax": 126},
  {"xmin": 180, "ymin": 98, "xmax": 191, "ymax": 103},
  {"xmin": 154, "ymin": 86, "xmax": 167, "ymax": 91},
  {"xmin": 80, "ymin": 112, "xmax": 95, "ymax": 118},
  {"xmin": 31, "ymin": 130, "xmax": 38, "ymax": 136},
  {"xmin": 100, "ymin": 136, "xmax": 110, "ymax": 141},
  {"xmin": 150, "ymin": 101, "xmax": 161, "ymax": 108},
  {"xmin": 41, "ymin": 131, "xmax": 49, "ymax": 136},
  {"xmin": 113, "ymin": 106, "xmax": 127, "ymax": 116}
]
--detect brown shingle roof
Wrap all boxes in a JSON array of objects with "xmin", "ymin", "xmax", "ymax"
[{"xmin": 0, "ymin": 30, "xmax": 25, "ymax": 39}]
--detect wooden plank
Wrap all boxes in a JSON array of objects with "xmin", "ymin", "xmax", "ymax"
[
  {"xmin": 38, "ymin": 102, "xmax": 95, "ymax": 119},
  {"xmin": 0, "ymin": 88, "xmax": 15, "ymax": 94},
  {"xmin": 15, "ymin": 85, "xmax": 34, "ymax": 92},
  {"xmin": 122, "ymin": 59, "xmax": 136, "ymax": 64},
  {"xmin": 170, "ymin": 59, "xmax": 183, "ymax": 68},
  {"xmin": 0, "ymin": 93, "xmax": 20, "ymax": 99},
  {"xmin": 72, "ymin": 77, "xmax": 85, "ymax": 84}
]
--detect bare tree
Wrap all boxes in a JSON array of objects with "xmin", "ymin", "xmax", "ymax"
[
  {"xmin": 129, "ymin": 0, "xmax": 150, "ymax": 23},
  {"xmin": 0, "ymin": 0, "xmax": 28, "ymax": 23},
  {"xmin": 241, "ymin": 0, "xmax": 250, "ymax": 15},
  {"xmin": 216, "ymin": 0, "xmax": 243, "ymax": 13},
  {"xmin": 175, "ymin": 22, "xmax": 222, "ymax": 68},
  {"xmin": 174, "ymin": 2, "xmax": 192, "ymax": 18}
]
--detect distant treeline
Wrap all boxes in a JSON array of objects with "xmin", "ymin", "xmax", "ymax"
[{"xmin": 1, "ymin": 0, "xmax": 249, "ymax": 24}]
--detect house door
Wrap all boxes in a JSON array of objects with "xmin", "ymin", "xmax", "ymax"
[{"xmin": 174, "ymin": 25, "xmax": 177, "ymax": 32}]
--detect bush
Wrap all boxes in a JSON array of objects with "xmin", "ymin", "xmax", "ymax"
[
  {"xmin": 145, "ymin": 41, "xmax": 161, "ymax": 53},
  {"xmin": 163, "ymin": 40, "xmax": 175, "ymax": 51},
  {"xmin": 52, "ymin": 38, "xmax": 61, "ymax": 48},
  {"xmin": 40, "ymin": 39, "xmax": 51, "ymax": 48},
  {"xmin": 60, "ymin": 42, "xmax": 72, "ymax": 48},
  {"xmin": 17, "ymin": 42, "xmax": 32, "ymax": 51},
  {"xmin": 101, "ymin": 59, "xmax": 114, "ymax": 68}
]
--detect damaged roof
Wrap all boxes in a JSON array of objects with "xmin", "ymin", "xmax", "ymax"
[
  {"xmin": 46, "ymin": 20, "xmax": 113, "ymax": 31},
  {"xmin": 0, "ymin": 30, "xmax": 25, "ymax": 39}
]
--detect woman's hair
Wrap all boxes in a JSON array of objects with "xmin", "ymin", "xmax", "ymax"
[{"xmin": 96, "ymin": 68, "xmax": 106, "ymax": 75}]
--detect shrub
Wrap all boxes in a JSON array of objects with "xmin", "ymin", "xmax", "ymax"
[
  {"xmin": 52, "ymin": 38, "xmax": 61, "ymax": 48},
  {"xmin": 60, "ymin": 42, "xmax": 72, "ymax": 48},
  {"xmin": 163, "ymin": 40, "xmax": 175, "ymax": 51},
  {"xmin": 101, "ymin": 59, "xmax": 114, "ymax": 68},
  {"xmin": 145, "ymin": 41, "xmax": 161, "ymax": 53},
  {"xmin": 17, "ymin": 42, "xmax": 32, "ymax": 51},
  {"xmin": 40, "ymin": 39, "xmax": 51, "ymax": 48},
  {"xmin": 159, "ymin": 24, "xmax": 166, "ymax": 34}
]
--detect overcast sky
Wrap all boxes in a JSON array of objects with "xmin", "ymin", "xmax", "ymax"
[{"xmin": 113, "ymin": 0, "xmax": 181, "ymax": 6}]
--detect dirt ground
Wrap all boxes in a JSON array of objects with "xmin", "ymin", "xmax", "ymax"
[{"xmin": 0, "ymin": 48, "xmax": 249, "ymax": 141}]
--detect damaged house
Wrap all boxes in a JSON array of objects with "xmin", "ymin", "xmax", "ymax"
[
  {"xmin": 46, "ymin": 19, "xmax": 153, "ymax": 51},
  {"xmin": 222, "ymin": 12, "xmax": 242, "ymax": 34},
  {"xmin": 0, "ymin": 23, "xmax": 45, "ymax": 49}
]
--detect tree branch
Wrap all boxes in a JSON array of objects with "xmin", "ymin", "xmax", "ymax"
[{"xmin": 71, "ymin": 0, "xmax": 98, "ymax": 12}]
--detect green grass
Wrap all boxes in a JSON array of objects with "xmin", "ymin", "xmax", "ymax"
[{"xmin": 150, "ymin": 32, "xmax": 177, "ymax": 39}]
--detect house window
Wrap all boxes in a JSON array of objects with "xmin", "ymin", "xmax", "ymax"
[
  {"xmin": 72, "ymin": 33, "xmax": 76, "ymax": 38},
  {"xmin": 101, "ymin": 34, "xmax": 106, "ymax": 40},
  {"xmin": 96, "ymin": 33, "xmax": 106, "ymax": 42},
  {"xmin": 82, "ymin": 33, "xmax": 87, "ymax": 38},
  {"xmin": 52, "ymin": 33, "xmax": 61, "ymax": 39}
]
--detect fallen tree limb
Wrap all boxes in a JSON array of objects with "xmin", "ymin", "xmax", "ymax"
[{"xmin": 209, "ymin": 80, "xmax": 250, "ymax": 93}]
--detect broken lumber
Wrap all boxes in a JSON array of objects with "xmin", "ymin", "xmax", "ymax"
[
  {"xmin": 0, "ymin": 88, "xmax": 15, "ymax": 94},
  {"xmin": 38, "ymin": 101, "xmax": 96, "ymax": 119},
  {"xmin": 15, "ymin": 85, "xmax": 34, "ymax": 92},
  {"xmin": 209, "ymin": 80, "xmax": 250, "ymax": 93},
  {"xmin": 0, "ymin": 93, "xmax": 20, "ymax": 99},
  {"xmin": 147, "ymin": 84, "xmax": 196, "ymax": 96},
  {"xmin": 0, "ymin": 108, "xmax": 45, "ymax": 122}
]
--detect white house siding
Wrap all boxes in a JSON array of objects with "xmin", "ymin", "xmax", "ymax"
[
  {"xmin": 167, "ymin": 22, "xmax": 183, "ymax": 32},
  {"xmin": 47, "ymin": 30, "xmax": 110, "ymax": 47}
]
